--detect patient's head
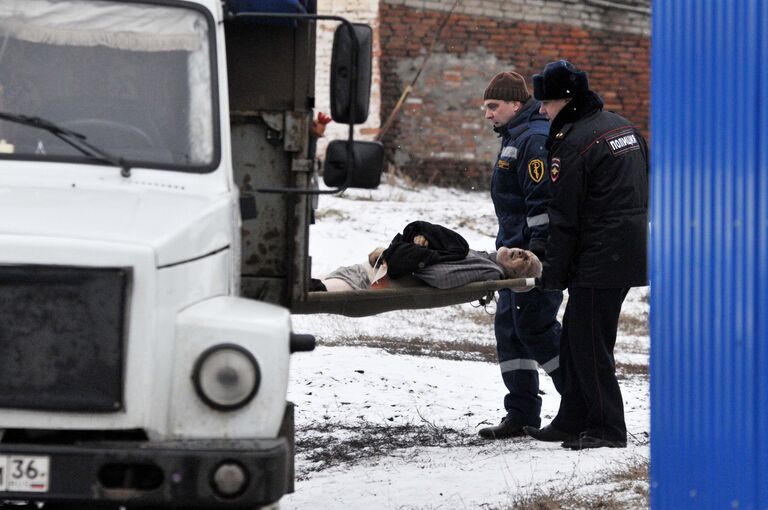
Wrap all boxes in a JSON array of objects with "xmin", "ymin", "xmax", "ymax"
[
  {"xmin": 496, "ymin": 248, "xmax": 542, "ymax": 278},
  {"xmin": 368, "ymin": 247, "xmax": 386, "ymax": 267}
]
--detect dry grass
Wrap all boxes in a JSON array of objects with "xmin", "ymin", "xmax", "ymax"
[
  {"xmin": 295, "ymin": 418, "xmax": 485, "ymax": 479},
  {"xmin": 616, "ymin": 362, "xmax": 648, "ymax": 379},
  {"xmin": 497, "ymin": 458, "xmax": 649, "ymax": 510},
  {"xmin": 322, "ymin": 334, "xmax": 498, "ymax": 363},
  {"xmin": 455, "ymin": 216, "xmax": 498, "ymax": 238},
  {"xmin": 604, "ymin": 458, "xmax": 650, "ymax": 508},
  {"xmin": 323, "ymin": 336, "xmax": 648, "ymax": 381},
  {"xmin": 505, "ymin": 493, "xmax": 627, "ymax": 510},
  {"xmin": 609, "ymin": 459, "xmax": 648, "ymax": 484},
  {"xmin": 454, "ymin": 306, "xmax": 496, "ymax": 327},
  {"xmin": 497, "ymin": 489, "xmax": 637, "ymax": 510},
  {"xmin": 616, "ymin": 336, "xmax": 649, "ymax": 356},
  {"xmin": 297, "ymin": 435, "xmax": 649, "ymax": 508},
  {"xmin": 618, "ymin": 311, "xmax": 649, "ymax": 337}
]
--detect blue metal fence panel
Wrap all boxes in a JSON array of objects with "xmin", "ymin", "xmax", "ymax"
[
  {"xmin": 757, "ymin": 2, "xmax": 768, "ymax": 505},
  {"xmin": 650, "ymin": 0, "xmax": 765, "ymax": 508}
]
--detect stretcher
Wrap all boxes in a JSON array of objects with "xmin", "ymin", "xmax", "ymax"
[{"xmin": 292, "ymin": 277, "xmax": 537, "ymax": 317}]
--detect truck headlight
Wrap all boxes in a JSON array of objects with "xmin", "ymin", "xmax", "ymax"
[{"xmin": 192, "ymin": 344, "xmax": 260, "ymax": 411}]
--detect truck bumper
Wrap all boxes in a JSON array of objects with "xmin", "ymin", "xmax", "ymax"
[{"xmin": 0, "ymin": 437, "xmax": 289, "ymax": 508}]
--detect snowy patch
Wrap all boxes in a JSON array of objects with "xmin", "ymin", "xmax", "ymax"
[{"xmin": 286, "ymin": 179, "xmax": 649, "ymax": 509}]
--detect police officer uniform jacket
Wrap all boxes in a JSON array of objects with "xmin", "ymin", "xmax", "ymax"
[
  {"xmin": 541, "ymin": 91, "xmax": 648, "ymax": 290},
  {"xmin": 491, "ymin": 98, "xmax": 552, "ymax": 255}
]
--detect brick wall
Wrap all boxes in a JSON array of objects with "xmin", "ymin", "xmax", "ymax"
[
  {"xmin": 384, "ymin": 0, "xmax": 650, "ymax": 37},
  {"xmin": 378, "ymin": 0, "xmax": 650, "ymax": 188}
]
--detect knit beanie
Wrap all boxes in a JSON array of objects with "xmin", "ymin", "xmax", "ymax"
[
  {"xmin": 483, "ymin": 71, "xmax": 530, "ymax": 102},
  {"xmin": 532, "ymin": 60, "xmax": 589, "ymax": 100}
]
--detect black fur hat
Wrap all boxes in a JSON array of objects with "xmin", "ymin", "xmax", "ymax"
[{"xmin": 532, "ymin": 60, "xmax": 589, "ymax": 100}]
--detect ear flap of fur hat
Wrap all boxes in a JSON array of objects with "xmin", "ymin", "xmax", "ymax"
[{"xmin": 532, "ymin": 60, "xmax": 589, "ymax": 100}]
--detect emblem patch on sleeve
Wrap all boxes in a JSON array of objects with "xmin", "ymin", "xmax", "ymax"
[
  {"xmin": 501, "ymin": 146, "xmax": 518, "ymax": 159},
  {"xmin": 550, "ymin": 158, "xmax": 561, "ymax": 182},
  {"xmin": 606, "ymin": 129, "xmax": 640, "ymax": 156},
  {"xmin": 528, "ymin": 159, "xmax": 544, "ymax": 183}
]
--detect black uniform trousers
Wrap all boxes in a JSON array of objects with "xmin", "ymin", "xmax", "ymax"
[
  {"xmin": 495, "ymin": 287, "xmax": 563, "ymax": 427},
  {"xmin": 551, "ymin": 286, "xmax": 629, "ymax": 442}
]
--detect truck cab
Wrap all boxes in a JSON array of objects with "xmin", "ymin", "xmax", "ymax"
[{"xmin": 0, "ymin": 0, "xmax": 380, "ymax": 507}]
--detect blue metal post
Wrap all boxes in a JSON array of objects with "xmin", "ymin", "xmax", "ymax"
[{"xmin": 651, "ymin": 0, "xmax": 766, "ymax": 508}]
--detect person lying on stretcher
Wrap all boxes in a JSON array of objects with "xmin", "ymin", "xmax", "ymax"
[{"xmin": 312, "ymin": 221, "xmax": 542, "ymax": 292}]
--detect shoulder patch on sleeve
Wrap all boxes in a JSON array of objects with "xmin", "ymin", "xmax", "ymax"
[
  {"xmin": 527, "ymin": 159, "xmax": 545, "ymax": 183},
  {"xmin": 550, "ymin": 158, "xmax": 561, "ymax": 182},
  {"xmin": 606, "ymin": 129, "xmax": 641, "ymax": 156}
]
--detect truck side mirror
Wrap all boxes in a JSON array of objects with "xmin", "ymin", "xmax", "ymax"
[
  {"xmin": 323, "ymin": 140, "xmax": 383, "ymax": 189},
  {"xmin": 330, "ymin": 23, "xmax": 372, "ymax": 124}
]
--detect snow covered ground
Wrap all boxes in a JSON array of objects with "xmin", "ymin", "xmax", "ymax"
[{"xmin": 283, "ymin": 177, "xmax": 650, "ymax": 509}]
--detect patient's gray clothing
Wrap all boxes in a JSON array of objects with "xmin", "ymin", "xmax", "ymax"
[
  {"xmin": 414, "ymin": 250, "xmax": 503, "ymax": 289},
  {"xmin": 323, "ymin": 250, "xmax": 503, "ymax": 290},
  {"xmin": 323, "ymin": 263, "xmax": 371, "ymax": 290}
]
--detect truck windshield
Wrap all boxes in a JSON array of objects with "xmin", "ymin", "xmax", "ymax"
[{"xmin": 0, "ymin": 0, "xmax": 217, "ymax": 171}]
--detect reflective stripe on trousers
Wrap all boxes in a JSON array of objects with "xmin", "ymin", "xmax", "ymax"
[{"xmin": 500, "ymin": 355, "xmax": 559, "ymax": 374}]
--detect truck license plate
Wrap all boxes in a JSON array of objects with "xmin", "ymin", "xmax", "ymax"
[{"xmin": 0, "ymin": 455, "xmax": 50, "ymax": 492}]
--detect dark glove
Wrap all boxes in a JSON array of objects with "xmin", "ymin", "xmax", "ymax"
[
  {"xmin": 537, "ymin": 263, "xmax": 566, "ymax": 291},
  {"xmin": 528, "ymin": 238, "xmax": 546, "ymax": 260}
]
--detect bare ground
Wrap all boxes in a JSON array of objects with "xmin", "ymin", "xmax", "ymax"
[
  {"xmin": 295, "ymin": 417, "xmax": 486, "ymax": 480},
  {"xmin": 295, "ymin": 418, "xmax": 649, "ymax": 509},
  {"xmin": 321, "ymin": 335, "xmax": 648, "ymax": 380},
  {"xmin": 303, "ymin": 288, "xmax": 650, "ymax": 509}
]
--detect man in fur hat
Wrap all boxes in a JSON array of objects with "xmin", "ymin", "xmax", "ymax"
[
  {"xmin": 523, "ymin": 60, "xmax": 649, "ymax": 450},
  {"xmin": 476, "ymin": 71, "xmax": 564, "ymax": 440}
]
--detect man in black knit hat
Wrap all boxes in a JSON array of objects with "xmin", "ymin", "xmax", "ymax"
[
  {"xmin": 476, "ymin": 71, "xmax": 564, "ymax": 440},
  {"xmin": 522, "ymin": 60, "xmax": 649, "ymax": 450}
]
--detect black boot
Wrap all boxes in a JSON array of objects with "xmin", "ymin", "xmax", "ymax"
[
  {"xmin": 561, "ymin": 433, "xmax": 626, "ymax": 450},
  {"xmin": 478, "ymin": 418, "xmax": 526, "ymax": 439},
  {"xmin": 523, "ymin": 424, "xmax": 577, "ymax": 442}
]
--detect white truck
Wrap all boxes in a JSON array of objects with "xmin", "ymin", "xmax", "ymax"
[{"xmin": 0, "ymin": 0, "xmax": 381, "ymax": 507}]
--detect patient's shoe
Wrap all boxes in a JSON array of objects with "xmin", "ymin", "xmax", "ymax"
[{"xmin": 309, "ymin": 278, "xmax": 327, "ymax": 292}]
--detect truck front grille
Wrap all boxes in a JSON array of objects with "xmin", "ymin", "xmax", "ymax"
[{"xmin": 0, "ymin": 265, "xmax": 128, "ymax": 412}]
